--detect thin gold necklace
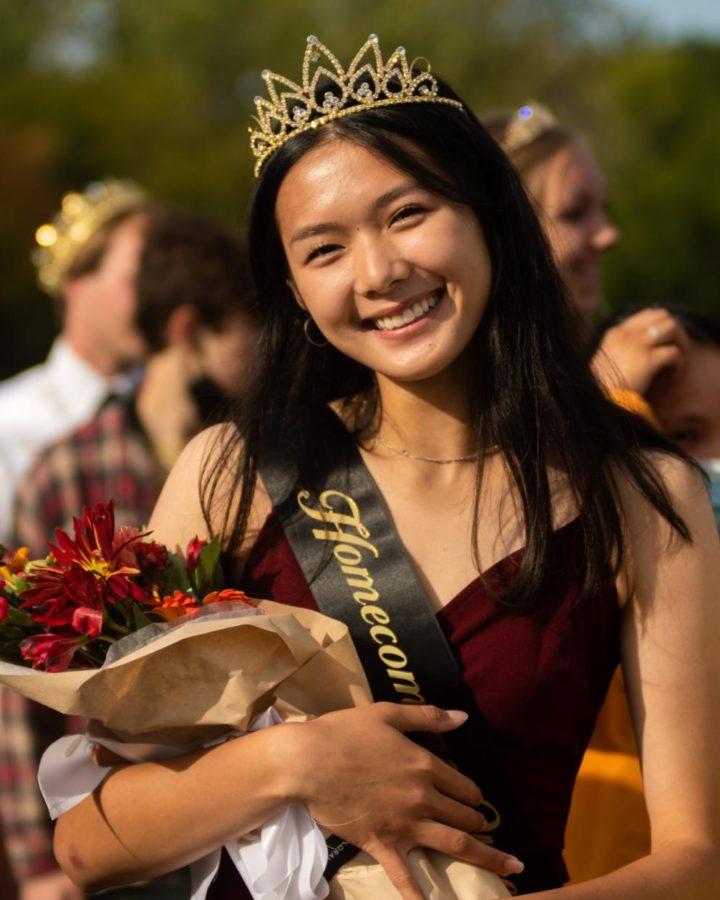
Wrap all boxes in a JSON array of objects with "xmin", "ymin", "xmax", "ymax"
[{"xmin": 372, "ymin": 433, "xmax": 479, "ymax": 464}]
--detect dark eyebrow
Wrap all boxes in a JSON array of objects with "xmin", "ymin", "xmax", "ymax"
[
  {"xmin": 371, "ymin": 182, "xmax": 418, "ymax": 212},
  {"xmin": 290, "ymin": 222, "xmax": 340, "ymax": 245},
  {"xmin": 289, "ymin": 182, "xmax": 419, "ymax": 245}
]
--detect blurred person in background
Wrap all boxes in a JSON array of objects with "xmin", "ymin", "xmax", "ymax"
[
  {"xmin": 0, "ymin": 180, "xmax": 151, "ymax": 551},
  {"xmin": 484, "ymin": 102, "xmax": 619, "ymax": 321},
  {"xmin": 13, "ymin": 205, "xmax": 258, "ymax": 553},
  {"xmin": 598, "ymin": 305, "xmax": 720, "ymax": 528},
  {"xmin": 483, "ymin": 103, "xmax": 691, "ymax": 423},
  {"xmin": 0, "ymin": 206, "xmax": 259, "ymax": 900},
  {"xmin": 0, "ymin": 179, "xmax": 149, "ymax": 900},
  {"xmin": 640, "ymin": 307, "xmax": 720, "ymax": 462},
  {"xmin": 482, "ymin": 102, "xmax": 694, "ymax": 882}
]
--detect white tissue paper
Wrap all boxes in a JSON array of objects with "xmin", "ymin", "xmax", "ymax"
[{"xmin": 38, "ymin": 708, "xmax": 330, "ymax": 900}]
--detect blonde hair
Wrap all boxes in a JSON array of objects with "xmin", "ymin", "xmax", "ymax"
[{"xmin": 482, "ymin": 103, "xmax": 575, "ymax": 180}]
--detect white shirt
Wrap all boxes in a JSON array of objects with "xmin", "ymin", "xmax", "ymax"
[{"xmin": 0, "ymin": 338, "xmax": 140, "ymax": 547}]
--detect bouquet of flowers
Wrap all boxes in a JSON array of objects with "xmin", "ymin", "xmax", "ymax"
[
  {"xmin": 0, "ymin": 502, "xmax": 251, "ymax": 673},
  {"xmin": 0, "ymin": 502, "xmax": 508, "ymax": 900}
]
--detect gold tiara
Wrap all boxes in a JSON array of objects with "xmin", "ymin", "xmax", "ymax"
[
  {"xmin": 500, "ymin": 101, "xmax": 559, "ymax": 155},
  {"xmin": 32, "ymin": 179, "xmax": 146, "ymax": 296},
  {"xmin": 248, "ymin": 34, "xmax": 463, "ymax": 177}
]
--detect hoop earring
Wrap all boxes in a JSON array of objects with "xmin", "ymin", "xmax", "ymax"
[{"xmin": 303, "ymin": 316, "xmax": 328, "ymax": 348}]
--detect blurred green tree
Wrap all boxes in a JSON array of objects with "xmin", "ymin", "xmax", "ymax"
[
  {"xmin": 0, "ymin": 0, "xmax": 717, "ymax": 378},
  {"xmin": 599, "ymin": 41, "xmax": 720, "ymax": 315}
]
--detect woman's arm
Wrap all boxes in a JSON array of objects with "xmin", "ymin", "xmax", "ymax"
[
  {"xmin": 54, "ymin": 428, "xmax": 520, "ymax": 898},
  {"xmin": 530, "ymin": 456, "xmax": 720, "ymax": 898},
  {"xmin": 55, "ymin": 704, "xmax": 520, "ymax": 895},
  {"xmin": 55, "ymin": 721, "xmax": 301, "ymax": 889}
]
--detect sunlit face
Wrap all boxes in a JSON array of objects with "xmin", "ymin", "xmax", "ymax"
[
  {"xmin": 276, "ymin": 138, "xmax": 493, "ymax": 384},
  {"xmin": 67, "ymin": 214, "xmax": 149, "ymax": 368},
  {"xmin": 525, "ymin": 139, "xmax": 619, "ymax": 318},
  {"xmin": 646, "ymin": 341, "xmax": 720, "ymax": 460}
]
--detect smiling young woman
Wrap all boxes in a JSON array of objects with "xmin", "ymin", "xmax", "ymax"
[{"xmin": 53, "ymin": 37, "xmax": 720, "ymax": 900}]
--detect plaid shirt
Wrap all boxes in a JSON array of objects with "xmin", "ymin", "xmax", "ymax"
[
  {"xmin": 13, "ymin": 394, "xmax": 162, "ymax": 557},
  {"xmin": 0, "ymin": 689, "xmax": 84, "ymax": 882},
  {"xmin": 1, "ymin": 395, "xmax": 163, "ymax": 883}
]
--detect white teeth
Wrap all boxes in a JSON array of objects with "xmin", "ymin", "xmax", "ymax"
[{"xmin": 373, "ymin": 289, "xmax": 442, "ymax": 331}]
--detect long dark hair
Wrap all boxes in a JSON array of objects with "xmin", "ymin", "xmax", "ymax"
[{"xmin": 203, "ymin": 78, "xmax": 697, "ymax": 609}]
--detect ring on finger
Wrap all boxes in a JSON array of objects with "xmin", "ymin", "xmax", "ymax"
[{"xmin": 648, "ymin": 323, "xmax": 663, "ymax": 344}]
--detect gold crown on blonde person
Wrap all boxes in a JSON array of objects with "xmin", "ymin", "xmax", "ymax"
[
  {"xmin": 32, "ymin": 179, "xmax": 146, "ymax": 295},
  {"xmin": 249, "ymin": 34, "xmax": 463, "ymax": 177},
  {"xmin": 500, "ymin": 100, "xmax": 559, "ymax": 155}
]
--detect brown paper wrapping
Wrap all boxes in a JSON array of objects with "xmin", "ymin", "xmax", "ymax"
[
  {"xmin": 331, "ymin": 849, "xmax": 510, "ymax": 898},
  {"xmin": 0, "ymin": 600, "xmax": 370, "ymax": 749},
  {"xmin": 0, "ymin": 599, "xmax": 509, "ymax": 897}
]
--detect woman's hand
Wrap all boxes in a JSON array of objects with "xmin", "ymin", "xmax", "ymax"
[
  {"xmin": 136, "ymin": 344, "xmax": 203, "ymax": 471},
  {"xmin": 286, "ymin": 702, "xmax": 523, "ymax": 900},
  {"xmin": 592, "ymin": 307, "xmax": 690, "ymax": 396}
]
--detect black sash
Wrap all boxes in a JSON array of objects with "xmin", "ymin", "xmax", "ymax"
[{"xmin": 258, "ymin": 408, "xmax": 542, "ymax": 890}]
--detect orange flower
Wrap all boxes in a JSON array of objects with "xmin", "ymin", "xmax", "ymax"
[
  {"xmin": 202, "ymin": 589, "xmax": 257, "ymax": 608},
  {"xmin": 0, "ymin": 547, "xmax": 30, "ymax": 580},
  {"xmin": 153, "ymin": 591, "xmax": 201, "ymax": 621}
]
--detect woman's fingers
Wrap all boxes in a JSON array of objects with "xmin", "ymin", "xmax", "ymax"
[
  {"xmin": 377, "ymin": 704, "xmax": 490, "ymax": 812},
  {"xmin": 428, "ymin": 793, "xmax": 489, "ymax": 833},
  {"xmin": 370, "ymin": 845, "xmax": 425, "ymax": 900},
  {"xmin": 628, "ymin": 307, "xmax": 675, "ymax": 336},
  {"xmin": 376, "ymin": 702, "xmax": 470, "ymax": 735},
  {"xmin": 428, "ymin": 754, "xmax": 484, "ymax": 806},
  {"xmin": 648, "ymin": 343, "xmax": 684, "ymax": 377},
  {"xmin": 595, "ymin": 308, "xmax": 691, "ymax": 394},
  {"xmin": 631, "ymin": 309, "xmax": 690, "ymax": 357},
  {"xmin": 412, "ymin": 821, "xmax": 524, "ymax": 877},
  {"xmin": 646, "ymin": 317, "xmax": 688, "ymax": 350}
]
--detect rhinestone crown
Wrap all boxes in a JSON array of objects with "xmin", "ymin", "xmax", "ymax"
[
  {"xmin": 32, "ymin": 179, "xmax": 146, "ymax": 296},
  {"xmin": 499, "ymin": 101, "xmax": 559, "ymax": 155},
  {"xmin": 249, "ymin": 34, "xmax": 463, "ymax": 177}
]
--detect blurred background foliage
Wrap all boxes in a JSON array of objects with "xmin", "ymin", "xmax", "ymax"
[{"xmin": 1, "ymin": 0, "xmax": 718, "ymax": 378}]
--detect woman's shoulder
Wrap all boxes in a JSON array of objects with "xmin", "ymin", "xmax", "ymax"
[
  {"xmin": 615, "ymin": 450, "xmax": 708, "ymax": 532},
  {"xmin": 611, "ymin": 450, "xmax": 716, "ymax": 606},
  {"xmin": 148, "ymin": 424, "xmax": 272, "ymax": 556}
]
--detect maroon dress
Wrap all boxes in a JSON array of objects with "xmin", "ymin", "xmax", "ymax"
[{"xmin": 209, "ymin": 511, "xmax": 621, "ymax": 897}]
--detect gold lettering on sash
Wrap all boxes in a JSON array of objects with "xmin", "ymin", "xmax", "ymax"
[
  {"xmin": 297, "ymin": 488, "xmax": 426, "ymax": 705},
  {"xmin": 333, "ymin": 545, "xmax": 363, "ymax": 567},
  {"xmin": 370, "ymin": 625, "xmax": 398, "ymax": 645},
  {"xmin": 387, "ymin": 668, "xmax": 424, "ymax": 703},
  {"xmin": 340, "ymin": 566, "xmax": 380, "ymax": 602},
  {"xmin": 379, "ymin": 644, "xmax": 408, "ymax": 668},
  {"xmin": 360, "ymin": 604, "xmax": 390, "ymax": 626}
]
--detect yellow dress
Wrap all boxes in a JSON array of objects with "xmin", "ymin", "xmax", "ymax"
[
  {"xmin": 564, "ymin": 388, "xmax": 654, "ymax": 881},
  {"xmin": 564, "ymin": 671, "xmax": 650, "ymax": 881}
]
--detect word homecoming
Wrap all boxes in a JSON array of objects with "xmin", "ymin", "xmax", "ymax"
[{"xmin": 297, "ymin": 489, "xmax": 426, "ymax": 704}]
